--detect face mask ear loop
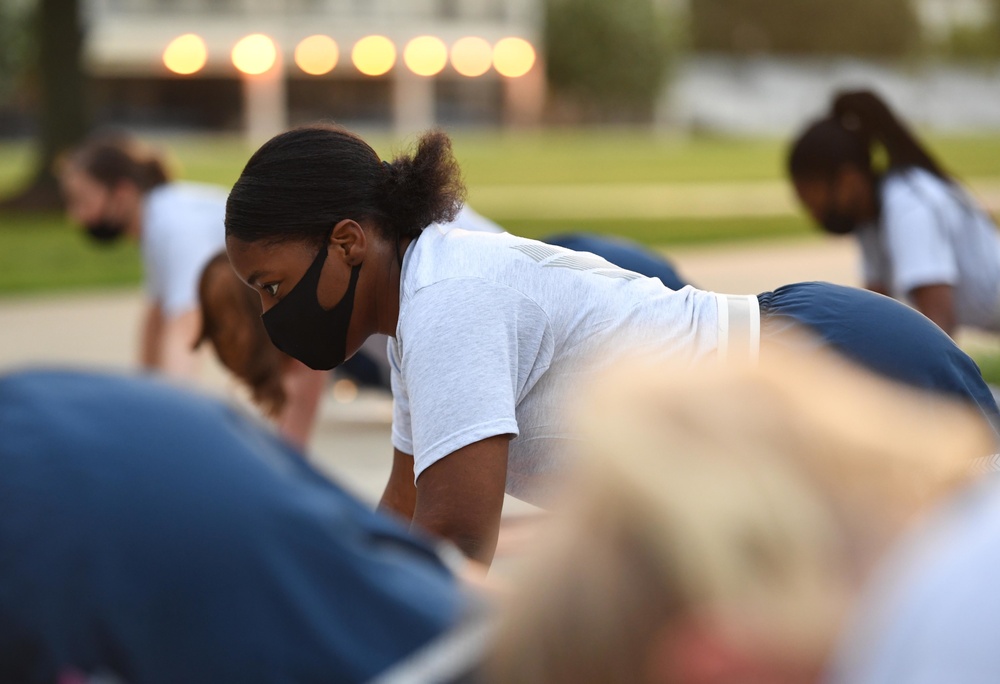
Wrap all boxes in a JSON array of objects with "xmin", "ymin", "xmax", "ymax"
[{"xmin": 395, "ymin": 237, "xmax": 403, "ymax": 268}]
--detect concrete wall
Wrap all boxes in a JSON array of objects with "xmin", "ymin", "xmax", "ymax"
[{"xmin": 664, "ymin": 56, "xmax": 1000, "ymax": 134}]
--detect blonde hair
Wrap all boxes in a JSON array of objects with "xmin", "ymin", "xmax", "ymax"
[{"xmin": 486, "ymin": 350, "xmax": 992, "ymax": 684}]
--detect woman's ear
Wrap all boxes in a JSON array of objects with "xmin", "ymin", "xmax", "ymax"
[{"xmin": 330, "ymin": 219, "xmax": 367, "ymax": 265}]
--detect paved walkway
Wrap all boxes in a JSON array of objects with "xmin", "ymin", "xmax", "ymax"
[
  {"xmin": 473, "ymin": 178, "xmax": 1000, "ymax": 220},
  {"xmin": 4, "ymin": 237, "xmax": 993, "ymax": 521},
  {"xmin": 0, "ymin": 237, "xmax": 859, "ymax": 509}
]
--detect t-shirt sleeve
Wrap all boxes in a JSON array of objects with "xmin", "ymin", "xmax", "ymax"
[
  {"xmin": 391, "ymin": 278, "xmax": 549, "ymax": 482},
  {"xmin": 156, "ymin": 230, "xmax": 220, "ymax": 317},
  {"xmin": 855, "ymin": 225, "xmax": 887, "ymax": 288},
  {"xmin": 142, "ymin": 222, "xmax": 166, "ymax": 304},
  {"xmin": 141, "ymin": 191, "xmax": 226, "ymax": 317},
  {"xmin": 883, "ymin": 184, "xmax": 959, "ymax": 294},
  {"xmin": 388, "ymin": 336, "xmax": 414, "ymax": 456}
]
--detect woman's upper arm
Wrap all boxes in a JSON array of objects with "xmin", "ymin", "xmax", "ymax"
[
  {"xmin": 909, "ymin": 283, "xmax": 957, "ymax": 336},
  {"xmin": 412, "ymin": 434, "xmax": 510, "ymax": 566},
  {"xmin": 865, "ymin": 282, "xmax": 890, "ymax": 296}
]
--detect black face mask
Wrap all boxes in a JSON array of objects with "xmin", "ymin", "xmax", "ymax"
[
  {"xmin": 85, "ymin": 221, "xmax": 127, "ymax": 244},
  {"xmin": 819, "ymin": 207, "xmax": 857, "ymax": 235},
  {"xmin": 261, "ymin": 242, "xmax": 362, "ymax": 371}
]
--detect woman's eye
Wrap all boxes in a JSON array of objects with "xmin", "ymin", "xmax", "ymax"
[{"xmin": 263, "ymin": 283, "xmax": 279, "ymax": 297}]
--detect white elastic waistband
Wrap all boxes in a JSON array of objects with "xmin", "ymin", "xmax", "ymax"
[{"xmin": 714, "ymin": 293, "xmax": 761, "ymax": 364}]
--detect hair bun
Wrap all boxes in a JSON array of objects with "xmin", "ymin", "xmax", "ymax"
[
  {"xmin": 378, "ymin": 130, "xmax": 466, "ymax": 239},
  {"xmin": 832, "ymin": 90, "xmax": 893, "ymax": 134}
]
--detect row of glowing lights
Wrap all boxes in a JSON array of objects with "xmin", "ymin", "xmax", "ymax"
[{"xmin": 164, "ymin": 33, "xmax": 536, "ymax": 78}]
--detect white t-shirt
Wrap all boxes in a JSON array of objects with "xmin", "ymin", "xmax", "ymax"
[
  {"xmin": 436, "ymin": 204, "xmax": 503, "ymax": 234},
  {"xmin": 141, "ymin": 182, "xmax": 228, "ymax": 317},
  {"xmin": 855, "ymin": 168, "xmax": 1000, "ymax": 331},
  {"xmin": 388, "ymin": 227, "xmax": 720, "ymax": 505},
  {"xmin": 361, "ymin": 205, "xmax": 506, "ymax": 384}
]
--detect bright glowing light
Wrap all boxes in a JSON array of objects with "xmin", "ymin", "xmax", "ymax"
[
  {"xmin": 294, "ymin": 35, "xmax": 339, "ymax": 75},
  {"xmin": 163, "ymin": 34, "xmax": 207, "ymax": 75},
  {"xmin": 403, "ymin": 35, "xmax": 448, "ymax": 77},
  {"xmin": 493, "ymin": 37, "xmax": 536, "ymax": 78},
  {"xmin": 232, "ymin": 34, "xmax": 278, "ymax": 75},
  {"xmin": 450, "ymin": 36, "xmax": 493, "ymax": 77},
  {"xmin": 352, "ymin": 35, "xmax": 396, "ymax": 76}
]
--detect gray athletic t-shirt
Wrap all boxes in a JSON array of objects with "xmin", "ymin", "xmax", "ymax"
[
  {"xmin": 389, "ymin": 227, "xmax": 719, "ymax": 505},
  {"xmin": 142, "ymin": 182, "xmax": 228, "ymax": 317},
  {"xmin": 855, "ymin": 168, "xmax": 1000, "ymax": 331}
]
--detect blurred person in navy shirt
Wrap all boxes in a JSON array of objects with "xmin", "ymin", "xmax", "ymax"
[{"xmin": 0, "ymin": 368, "xmax": 472, "ymax": 684}]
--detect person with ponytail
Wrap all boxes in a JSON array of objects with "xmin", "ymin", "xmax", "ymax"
[
  {"xmin": 60, "ymin": 132, "xmax": 227, "ymax": 378},
  {"xmin": 225, "ymin": 123, "xmax": 999, "ymax": 565},
  {"xmin": 789, "ymin": 89, "xmax": 1000, "ymax": 337},
  {"xmin": 198, "ymin": 206, "xmax": 692, "ymax": 448}
]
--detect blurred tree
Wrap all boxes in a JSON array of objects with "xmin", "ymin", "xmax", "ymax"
[
  {"xmin": 1, "ymin": 0, "xmax": 89, "ymax": 211},
  {"xmin": 937, "ymin": 0, "xmax": 1000, "ymax": 60},
  {"xmin": 0, "ymin": 0, "xmax": 34, "ymax": 104},
  {"xmin": 690, "ymin": 0, "xmax": 920, "ymax": 57},
  {"xmin": 545, "ymin": 0, "xmax": 676, "ymax": 123}
]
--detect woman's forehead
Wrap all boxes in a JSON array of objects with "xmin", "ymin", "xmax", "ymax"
[
  {"xmin": 226, "ymin": 236, "xmax": 314, "ymax": 280},
  {"xmin": 61, "ymin": 165, "xmax": 104, "ymax": 192}
]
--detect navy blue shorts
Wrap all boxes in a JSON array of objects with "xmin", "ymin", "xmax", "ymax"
[{"xmin": 757, "ymin": 282, "xmax": 1000, "ymax": 424}]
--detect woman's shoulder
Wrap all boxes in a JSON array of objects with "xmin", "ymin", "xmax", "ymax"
[
  {"xmin": 411, "ymin": 224, "xmax": 520, "ymax": 262},
  {"xmin": 146, "ymin": 182, "xmax": 227, "ymax": 224},
  {"xmin": 148, "ymin": 181, "xmax": 228, "ymax": 209},
  {"xmin": 882, "ymin": 167, "xmax": 957, "ymax": 208},
  {"xmin": 401, "ymin": 230, "xmax": 554, "ymax": 311}
]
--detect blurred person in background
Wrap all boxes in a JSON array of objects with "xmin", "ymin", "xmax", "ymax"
[
  {"xmin": 223, "ymin": 124, "xmax": 998, "ymax": 565},
  {"xmin": 485, "ymin": 351, "xmax": 993, "ymax": 684},
  {"xmin": 59, "ymin": 132, "xmax": 226, "ymax": 378},
  {"xmin": 789, "ymin": 89, "xmax": 1000, "ymax": 338},
  {"xmin": 0, "ymin": 367, "xmax": 473, "ymax": 684}
]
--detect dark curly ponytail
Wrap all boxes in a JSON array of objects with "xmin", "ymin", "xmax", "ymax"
[
  {"xmin": 833, "ymin": 90, "xmax": 948, "ymax": 180},
  {"xmin": 226, "ymin": 124, "xmax": 465, "ymax": 247},
  {"xmin": 380, "ymin": 131, "xmax": 465, "ymax": 239},
  {"xmin": 789, "ymin": 89, "xmax": 950, "ymax": 184}
]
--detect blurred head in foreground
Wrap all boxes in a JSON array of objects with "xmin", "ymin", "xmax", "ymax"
[{"xmin": 486, "ymin": 350, "xmax": 991, "ymax": 684}]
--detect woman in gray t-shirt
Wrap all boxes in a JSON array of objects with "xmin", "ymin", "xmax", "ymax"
[
  {"xmin": 224, "ymin": 124, "xmax": 998, "ymax": 566},
  {"xmin": 789, "ymin": 89, "xmax": 1000, "ymax": 337}
]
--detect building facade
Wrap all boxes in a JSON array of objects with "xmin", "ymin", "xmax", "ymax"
[{"xmin": 81, "ymin": 0, "xmax": 543, "ymax": 136}]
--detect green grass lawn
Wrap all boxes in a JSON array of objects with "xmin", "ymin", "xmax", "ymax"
[
  {"xmin": 3, "ymin": 129, "xmax": 1000, "ymax": 297},
  {"xmin": 975, "ymin": 352, "xmax": 1000, "ymax": 386},
  {"xmin": 0, "ymin": 214, "xmax": 143, "ymax": 294},
  {"xmin": 7, "ymin": 128, "xmax": 999, "ymax": 193}
]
